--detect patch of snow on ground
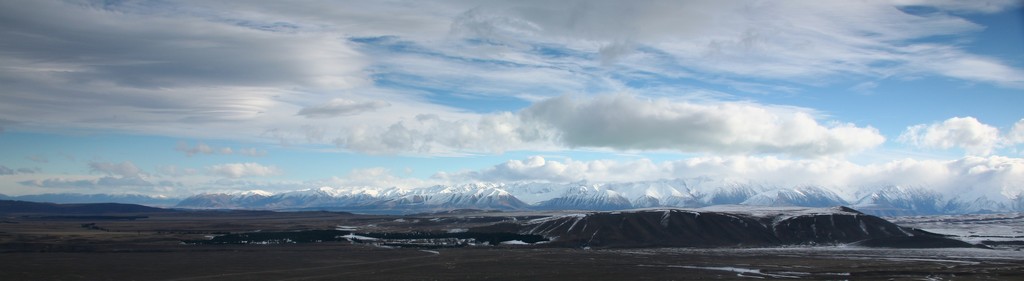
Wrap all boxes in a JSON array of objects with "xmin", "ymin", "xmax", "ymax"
[
  {"xmin": 500, "ymin": 240, "xmax": 530, "ymax": 245},
  {"xmin": 637, "ymin": 265, "xmax": 801, "ymax": 279},
  {"xmin": 341, "ymin": 233, "xmax": 379, "ymax": 241},
  {"xmin": 526, "ymin": 213, "xmax": 588, "ymax": 224}
]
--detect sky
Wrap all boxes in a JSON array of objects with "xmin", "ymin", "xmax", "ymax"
[{"xmin": 1, "ymin": 0, "xmax": 1023, "ymax": 199}]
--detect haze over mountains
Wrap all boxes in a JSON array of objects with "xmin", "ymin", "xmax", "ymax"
[{"xmin": 8, "ymin": 179, "xmax": 1022, "ymax": 216}]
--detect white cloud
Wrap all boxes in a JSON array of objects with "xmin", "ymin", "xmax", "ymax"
[
  {"xmin": 207, "ymin": 163, "xmax": 282, "ymax": 178},
  {"xmin": 911, "ymin": 46, "xmax": 1024, "ymax": 88},
  {"xmin": 899, "ymin": 116, "xmax": 1001, "ymax": 155},
  {"xmin": 1007, "ymin": 119, "xmax": 1024, "ymax": 144},
  {"xmin": 297, "ymin": 98, "xmax": 390, "ymax": 118},
  {"xmin": 330, "ymin": 94, "xmax": 885, "ymax": 156},
  {"xmin": 521, "ymin": 94, "xmax": 885, "ymax": 156}
]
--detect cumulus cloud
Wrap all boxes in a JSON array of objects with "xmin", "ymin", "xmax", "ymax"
[
  {"xmin": 207, "ymin": 163, "xmax": 282, "ymax": 178},
  {"xmin": 331, "ymin": 94, "xmax": 884, "ymax": 156},
  {"xmin": 444, "ymin": 155, "xmax": 1024, "ymax": 200},
  {"xmin": 521, "ymin": 95, "xmax": 885, "ymax": 156},
  {"xmin": 298, "ymin": 99, "xmax": 390, "ymax": 118},
  {"xmin": 899, "ymin": 117, "xmax": 1002, "ymax": 155},
  {"xmin": 1007, "ymin": 119, "xmax": 1024, "ymax": 144}
]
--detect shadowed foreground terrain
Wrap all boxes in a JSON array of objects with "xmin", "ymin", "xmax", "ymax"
[{"xmin": 1, "ymin": 201, "xmax": 1022, "ymax": 280}]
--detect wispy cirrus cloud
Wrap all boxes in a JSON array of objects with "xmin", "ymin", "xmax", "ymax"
[{"xmin": 450, "ymin": 0, "xmax": 1023, "ymax": 86}]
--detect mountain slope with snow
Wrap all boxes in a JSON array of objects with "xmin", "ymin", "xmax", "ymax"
[{"xmin": 15, "ymin": 180, "xmax": 1002, "ymax": 215}]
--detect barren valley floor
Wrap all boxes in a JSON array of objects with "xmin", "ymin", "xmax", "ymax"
[{"xmin": 1, "ymin": 210, "xmax": 1022, "ymax": 280}]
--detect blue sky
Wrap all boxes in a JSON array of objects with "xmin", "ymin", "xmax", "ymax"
[{"xmin": 1, "ymin": 0, "xmax": 1023, "ymax": 198}]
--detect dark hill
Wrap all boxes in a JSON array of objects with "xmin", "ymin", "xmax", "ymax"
[
  {"xmin": 0, "ymin": 200, "xmax": 173, "ymax": 214},
  {"xmin": 496, "ymin": 206, "xmax": 974, "ymax": 248}
]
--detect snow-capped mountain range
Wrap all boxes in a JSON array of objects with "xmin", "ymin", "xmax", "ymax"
[
  {"xmin": 5, "ymin": 178, "xmax": 1021, "ymax": 215},
  {"xmin": 167, "ymin": 179, "xmax": 1024, "ymax": 215}
]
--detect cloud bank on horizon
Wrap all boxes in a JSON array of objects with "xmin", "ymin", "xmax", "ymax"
[{"xmin": 1, "ymin": 0, "xmax": 1023, "ymax": 201}]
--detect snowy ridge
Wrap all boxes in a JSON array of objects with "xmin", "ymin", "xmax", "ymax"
[
  {"xmin": 169, "ymin": 180, "xmax": 1024, "ymax": 215},
  {"xmin": 534, "ymin": 183, "xmax": 632, "ymax": 210}
]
